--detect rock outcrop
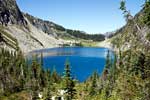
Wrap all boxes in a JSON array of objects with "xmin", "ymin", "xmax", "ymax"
[
  {"xmin": 0, "ymin": 0, "xmax": 27, "ymax": 26},
  {"xmin": 0, "ymin": 0, "xmax": 64, "ymax": 53},
  {"xmin": 0, "ymin": 0, "xmax": 105, "ymax": 53}
]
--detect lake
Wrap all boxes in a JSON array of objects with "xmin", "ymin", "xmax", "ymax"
[{"xmin": 30, "ymin": 47, "xmax": 113, "ymax": 82}]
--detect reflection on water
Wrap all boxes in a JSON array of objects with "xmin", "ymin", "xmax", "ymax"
[
  {"xmin": 29, "ymin": 47, "xmax": 112, "ymax": 58},
  {"xmin": 28, "ymin": 47, "xmax": 113, "ymax": 82}
]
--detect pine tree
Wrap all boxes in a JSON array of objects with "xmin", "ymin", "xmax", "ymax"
[
  {"xmin": 112, "ymin": 54, "xmax": 117, "ymax": 82},
  {"xmin": 45, "ymin": 69, "xmax": 52, "ymax": 100},
  {"xmin": 40, "ymin": 52, "xmax": 44, "ymax": 67},
  {"xmin": 63, "ymin": 60, "xmax": 76, "ymax": 100},
  {"xmin": 30, "ymin": 57, "xmax": 41, "ymax": 99},
  {"xmin": 51, "ymin": 67, "xmax": 61, "ymax": 83},
  {"xmin": 105, "ymin": 50, "xmax": 111, "ymax": 69},
  {"xmin": 89, "ymin": 71, "xmax": 98, "ymax": 96},
  {"xmin": 142, "ymin": 0, "xmax": 150, "ymax": 26}
]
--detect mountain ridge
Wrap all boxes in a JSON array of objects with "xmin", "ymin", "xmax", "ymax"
[
  {"xmin": 0, "ymin": 0, "xmax": 105, "ymax": 53},
  {"xmin": 111, "ymin": 7, "xmax": 150, "ymax": 52}
]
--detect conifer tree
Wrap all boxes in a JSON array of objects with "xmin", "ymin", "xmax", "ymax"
[
  {"xmin": 142, "ymin": 0, "xmax": 150, "ymax": 26},
  {"xmin": 51, "ymin": 67, "xmax": 61, "ymax": 83},
  {"xmin": 45, "ymin": 69, "xmax": 52, "ymax": 100},
  {"xmin": 40, "ymin": 52, "xmax": 44, "ymax": 67},
  {"xmin": 105, "ymin": 50, "xmax": 111, "ymax": 69},
  {"xmin": 112, "ymin": 54, "xmax": 117, "ymax": 81},
  {"xmin": 30, "ymin": 57, "xmax": 41, "ymax": 99},
  {"xmin": 89, "ymin": 71, "xmax": 98, "ymax": 96},
  {"xmin": 63, "ymin": 60, "xmax": 76, "ymax": 100}
]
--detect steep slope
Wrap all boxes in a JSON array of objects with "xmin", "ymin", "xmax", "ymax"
[
  {"xmin": 81, "ymin": 2, "xmax": 150, "ymax": 100},
  {"xmin": 24, "ymin": 13, "xmax": 71, "ymax": 39},
  {"xmin": 0, "ymin": 0, "xmax": 105, "ymax": 53},
  {"xmin": 0, "ymin": 0, "xmax": 27, "ymax": 26},
  {"xmin": 97, "ymin": 38, "xmax": 112, "ymax": 49},
  {"xmin": 24, "ymin": 13, "xmax": 105, "ymax": 41},
  {"xmin": 111, "ymin": 7, "xmax": 150, "ymax": 52},
  {"xmin": 0, "ymin": 0, "xmax": 67, "ymax": 53},
  {"xmin": 95, "ymin": 2, "xmax": 150, "ymax": 100},
  {"xmin": 0, "ymin": 26, "xmax": 18, "ymax": 51}
]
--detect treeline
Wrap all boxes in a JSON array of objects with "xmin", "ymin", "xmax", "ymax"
[
  {"xmin": 143, "ymin": 1, "xmax": 150, "ymax": 41},
  {"xmin": 81, "ymin": 1, "xmax": 150, "ymax": 99},
  {"xmin": 96, "ymin": 48, "xmax": 150, "ymax": 100},
  {"xmin": 0, "ymin": 48, "xmax": 76, "ymax": 100},
  {"xmin": 78, "ymin": 48, "xmax": 150, "ymax": 100},
  {"xmin": 85, "ymin": 1, "xmax": 150, "ymax": 99},
  {"xmin": 66, "ymin": 29, "xmax": 105, "ymax": 41},
  {"xmin": 76, "ymin": 51, "xmax": 117, "ymax": 99},
  {"xmin": 1, "ymin": 47, "xmax": 149, "ymax": 100},
  {"xmin": 25, "ymin": 13, "xmax": 105, "ymax": 42},
  {"xmin": 51, "ymin": 24, "xmax": 105, "ymax": 41},
  {"xmin": 55, "ymin": 27, "xmax": 105, "ymax": 41}
]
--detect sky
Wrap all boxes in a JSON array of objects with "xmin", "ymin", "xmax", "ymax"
[{"xmin": 16, "ymin": 0, "xmax": 145, "ymax": 34}]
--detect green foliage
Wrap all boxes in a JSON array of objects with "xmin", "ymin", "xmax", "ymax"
[
  {"xmin": 0, "ymin": 49, "xmax": 27, "ymax": 96},
  {"xmin": 142, "ymin": 0, "xmax": 150, "ymax": 26},
  {"xmin": 51, "ymin": 67, "xmax": 61, "ymax": 83},
  {"xmin": 63, "ymin": 60, "xmax": 76, "ymax": 100},
  {"xmin": 120, "ymin": 0, "xmax": 126, "ymax": 11},
  {"xmin": 83, "ymin": 1, "xmax": 150, "ymax": 100},
  {"xmin": 0, "ymin": 48, "xmax": 62, "ymax": 99},
  {"xmin": 66, "ymin": 29, "xmax": 105, "ymax": 41},
  {"xmin": 119, "ymin": 0, "xmax": 131, "ymax": 21},
  {"xmin": 1, "ymin": 45, "xmax": 150, "ymax": 99},
  {"xmin": 96, "ymin": 48, "xmax": 150, "ymax": 100},
  {"xmin": 89, "ymin": 71, "xmax": 98, "ymax": 96},
  {"xmin": 54, "ymin": 24, "xmax": 66, "ymax": 31},
  {"xmin": 105, "ymin": 50, "xmax": 112, "ymax": 69}
]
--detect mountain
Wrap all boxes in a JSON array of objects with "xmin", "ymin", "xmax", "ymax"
[
  {"xmin": 1, "ymin": 1, "xmax": 150, "ymax": 100},
  {"xmin": 0, "ymin": 0, "xmax": 65, "ymax": 52},
  {"xmin": 99, "ymin": 7, "xmax": 150, "ymax": 50},
  {"xmin": 0, "ymin": 0, "xmax": 27, "ymax": 26},
  {"xmin": 82, "ymin": 2, "xmax": 150, "ymax": 100},
  {"xmin": 111, "ymin": 7, "xmax": 150, "ymax": 51},
  {"xmin": 0, "ymin": 0, "xmax": 105, "ymax": 53},
  {"xmin": 24, "ymin": 13, "xmax": 105, "ymax": 41}
]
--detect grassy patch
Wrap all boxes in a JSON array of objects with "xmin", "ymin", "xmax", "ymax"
[
  {"xmin": 81, "ymin": 41, "xmax": 98, "ymax": 47},
  {"xmin": 0, "ymin": 91, "xmax": 31, "ymax": 100}
]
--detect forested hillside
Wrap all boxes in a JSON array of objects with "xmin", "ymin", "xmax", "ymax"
[
  {"xmin": 0, "ymin": 0, "xmax": 150, "ymax": 100},
  {"xmin": 0, "ymin": 48, "xmax": 76, "ymax": 100},
  {"xmin": 24, "ymin": 13, "xmax": 105, "ymax": 41},
  {"xmin": 84, "ymin": 1, "xmax": 150, "ymax": 99}
]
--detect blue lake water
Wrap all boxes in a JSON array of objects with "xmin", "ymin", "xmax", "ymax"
[{"xmin": 30, "ymin": 47, "xmax": 113, "ymax": 82}]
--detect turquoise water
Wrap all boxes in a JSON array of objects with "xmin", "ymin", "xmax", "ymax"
[{"xmin": 31, "ymin": 47, "xmax": 113, "ymax": 82}]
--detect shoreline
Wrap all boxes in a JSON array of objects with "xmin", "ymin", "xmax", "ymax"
[
  {"xmin": 25, "ymin": 45, "xmax": 114, "ymax": 58},
  {"xmin": 24, "ymin": 38, "xmax": 115, "ymax": 57},
  {"xmin": 96, "ymin": 39, "xmax": 113, "ymax": 49}
]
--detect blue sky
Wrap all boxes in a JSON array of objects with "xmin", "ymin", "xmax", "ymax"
[{"xmin": 16, "ymin": 0, "xmax": 145, "ymax": 34}]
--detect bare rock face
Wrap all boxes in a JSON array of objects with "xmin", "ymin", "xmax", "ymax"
[
  {"xmin": 0, "ymin": 0, "xmax": 105, "ymax": 53},
  {"xmin": 0, "ymin": 0, "xmax": 60, "ymax": 52},
  {"xmin": 24, "ymin": 13, "xmax": 59, "ymax": 37},
  {"xmin": 0, "ymin": 0, "xmax": 27, "ymax": 26}
]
